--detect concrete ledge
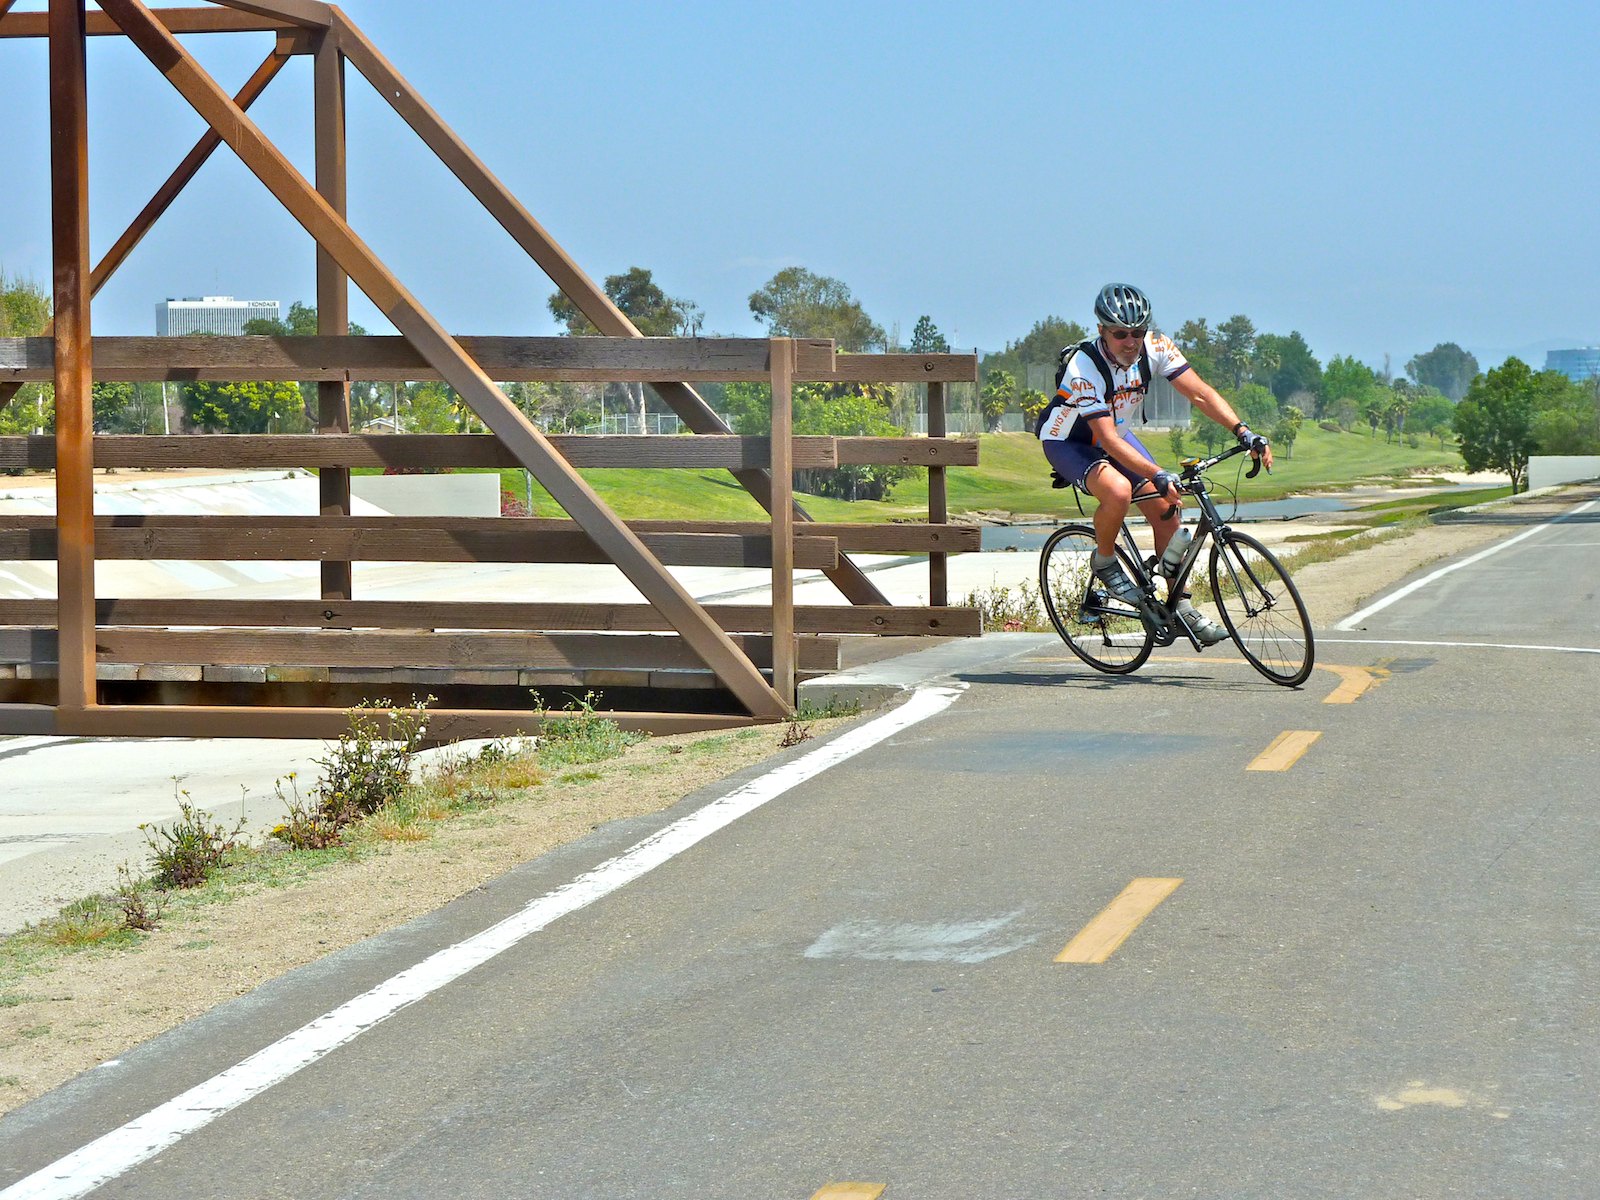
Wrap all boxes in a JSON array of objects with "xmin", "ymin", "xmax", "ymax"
[{"xmin": 799, "ymin": 632, "xmax": 1059, "ymax": 712}]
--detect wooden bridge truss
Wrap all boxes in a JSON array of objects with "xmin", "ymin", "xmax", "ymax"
[{"xmin": 0, "ymin": 0, "xmax": 979, "ymax": 739}]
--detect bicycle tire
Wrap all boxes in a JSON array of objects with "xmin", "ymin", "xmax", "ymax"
[
  {"xmin": 1040, "ymin": 524, "xmax": 1154, "ymax": 674},
  {"xmin": 1208, "ymin": 530, "xmax": 1315, "ymax": 686}
]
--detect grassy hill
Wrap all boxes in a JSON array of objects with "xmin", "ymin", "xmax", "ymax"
[{"xmin": 476, "ymin": 424, "xmax": 1467, "ymax": 523}]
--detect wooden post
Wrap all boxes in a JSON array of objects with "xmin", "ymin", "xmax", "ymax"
[
  {"xmin": 49, "ymin": 0, "xmax": 95, "ymax": 714},
  {"xmin": 769, "ymin": 338, "xmax": 796, "ymax": 710},
  {"xmin": 927, "ymin": 381, "xmax": 948, "ymax": 606},
  {"xmin": 314, "ymin": 25, "xmax": 351, "ymax": 600}
]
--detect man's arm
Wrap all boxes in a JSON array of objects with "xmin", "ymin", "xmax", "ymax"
[
  {"xmin": 1170, "ymin": 368, "xmax": 1275, "ymax": 470},
  {"xmin": 1086, "ymin": 415, "xmax": 1174, "ymax": 497}
]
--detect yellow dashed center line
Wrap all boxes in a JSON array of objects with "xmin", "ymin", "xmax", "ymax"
[
  {"xmin": 1056, "ymin": 877, "xmax": 1184, "ymax": 964},
  {"xmin": 1322, "ymin": 663, "xmax": 1386, "ymax": 704},
  {"xmin": 811, "ymin": 1185, "xmax": 886, "ymax": 1199},
  {"xmin": 1248, "ymin": 729, "xmax": 1322, "ymax": 771}
]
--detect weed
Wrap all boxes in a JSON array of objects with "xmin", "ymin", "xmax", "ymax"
[
  {"xmin": 270, "ymin": 774, "xmax": 351, "ymax": 851},
  {"xmin": 779, "ymin": 721, "xmax": 813, "ymax": 747},
  {"xmin": 0, "ymin": 993, "xmax": 39, "ymax": 1009},
  {"xmin": 961, "ymin": 579, "xmax": 1050, "ymax": 632},
  {"xmin": 20, "ymin": 1025, "xmax": 49, "ymax": 1039},
  {"xmin": 314, "ymin": 698, "xmax": 431, "ymax": 821},
  {"xmin": 112, "ymin": 865, "xmax": 165, "ymax": 933},
  {"xmin": 796, "ymin": 696, "xmax": 862, "ymax": 720},
  {"xmin": 537, "ymin": 692, "xmax": 643, "ymax": 767},
  {"xmin": 142, "ymin": 788, "xmax": 245, "ymax": 890},
  {"xmin": 556, "ymin": 770, "xmax": 603, "ymax": 784},
  {"xmin": 0, "ymin": 1076, "xmax": 19, "ymax": 1088}
]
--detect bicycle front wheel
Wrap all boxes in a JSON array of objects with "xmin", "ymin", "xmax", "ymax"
[
  {"xmin": 1208, "ymin": 530, "xmax": 1315, "ymax": 686},
  {"xmin": 1040, "ymin": 524, "xmax": 1153, "ymax": 674}
]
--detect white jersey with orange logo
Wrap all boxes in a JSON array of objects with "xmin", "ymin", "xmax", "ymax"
[{"xmin": 1037, "ymin": 333, "xmax": 1191, "ymax": 445}]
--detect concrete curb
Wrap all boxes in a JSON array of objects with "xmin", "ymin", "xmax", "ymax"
[{"xmin": 798, "ymin": 632, "xmax": 1060, "ymax": 712}]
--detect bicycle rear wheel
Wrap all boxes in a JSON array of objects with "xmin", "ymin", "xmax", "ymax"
[
  {"xmin": 1208, "ymin": 530, "xmax": 1314, "ymax": 686},
  {"xmin": 1040, "ymin": 524, "xmax": 1153, "ymax": 674}
]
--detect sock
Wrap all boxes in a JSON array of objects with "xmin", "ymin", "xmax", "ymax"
[{"xmin": 1092, "ymin": 551, "xmax": 1116, "ymax": 569}]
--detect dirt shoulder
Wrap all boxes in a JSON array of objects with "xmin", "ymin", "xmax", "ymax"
[{"xmin": 3, "ymin": 482, "xmax": 1596, "ymax": 1117}]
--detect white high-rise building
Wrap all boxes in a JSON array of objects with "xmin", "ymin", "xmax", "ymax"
[{"xmin": 156, "ymin": 295, "xmax": 280, "ymax": 336}]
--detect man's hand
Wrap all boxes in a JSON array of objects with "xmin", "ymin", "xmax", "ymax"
[
  {"xmin": 1236, "ymin": 425, "xmax": 1274, "ymax": 471},
  {"xmin": 1150, "ymin": 469, "xmax": 1180, "ymax": 502}
]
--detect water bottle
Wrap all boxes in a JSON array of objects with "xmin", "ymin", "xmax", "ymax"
[{"xmin": 1159, "ymin": 526, "xmax": 1192, "ymax": 577}]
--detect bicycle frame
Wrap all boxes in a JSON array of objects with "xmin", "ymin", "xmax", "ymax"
[{"xmin": 1105, "ymin": 443, "xmax": 1261, "ymax": 651}]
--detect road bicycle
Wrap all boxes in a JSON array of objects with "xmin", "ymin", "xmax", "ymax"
[{"xmin": 1039, "ymin": 443, "xmax": 1315, "ymax": 687}]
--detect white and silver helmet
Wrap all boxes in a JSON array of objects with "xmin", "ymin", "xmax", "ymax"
[{"xmin": 1093, "ymin": 283, "xmax": 1152, "ymax": 329}]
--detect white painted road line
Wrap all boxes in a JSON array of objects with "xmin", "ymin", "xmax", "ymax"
[
  {"xmin": 1334, "ymin": 497, "xmax": 1599, "ymax": 631},
  {"xmin": 1319, "ymin": 638, "xmax": 1600, "ymax": 656},
  {"xmin": 0, "ymin": 684, "xmax": 967, "ymax": 1200}
]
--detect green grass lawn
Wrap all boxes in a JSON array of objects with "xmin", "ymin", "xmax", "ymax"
[{"xmin": 358, "ymin": 424, "xmax": 1470, "ymax": 524}]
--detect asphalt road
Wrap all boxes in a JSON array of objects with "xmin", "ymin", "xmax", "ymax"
[{"xmin": 3, "ymin": 497, "xmax": 1598, "ymax": 1199}]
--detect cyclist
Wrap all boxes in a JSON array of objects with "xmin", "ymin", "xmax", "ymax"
[{"xmin": 1036, "ymin": 283, "xmax": 1272, "ymax": 645}]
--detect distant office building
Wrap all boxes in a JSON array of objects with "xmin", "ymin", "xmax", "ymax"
[
  {"xmin": 156, "ymin": 295, "xmax": 280, "ymax": 336},
  {"xmin": 1546, "ymin": 347, "xmax": 1600, "ymax": 382}
]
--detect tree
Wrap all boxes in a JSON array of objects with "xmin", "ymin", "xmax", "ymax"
[
  {"xmin": 1232, "ymin": 382, "xmax": 1280, "ymax": 429},
  {"xmin": 1174, "ymin": 317, "xmax": 1219, "ymax": 381},
  {"xmin": 980, "ymin": 369, "xmax": 1017, "ymax": 434},
  {"xmin": 1254, "ymin": 331, "xmax": 1322, "ymax": 403},
  {"xmin": 1407, "ymin": 391, "xmax": 1455, "ymax": 447},
  {"xmin": 748, "ymin": 267, "xmax": 884, "ymax": 351},
  {"xmin": 1272, "ymin": 405, "xmax": 1305, "ymax": 460},
  {"xmin": 1323, "ymin": 355, "xmax": 1379, "ymax": 423},
  {"xmin": 980, "ymin": 316, "xmax": 1088, "ymax": 392},
  {"xmin": 1453, "ymin": 358, "xmax": 1538, "ymax": 493},
  {"xmin": 242, "ymin": 301, "xmax": 368, "ymax": 338},
  {"xmin": 404, "ymin": 383, "xmax": 462, "ymax": 434},
  {"xmin": 551, "ymin": 267, "xmax": 704, "ymax": 429},
  {"xmin": 1, "ymin": 273, "xmax": 53, "ymax": 435},
  {"xmin": 1215, "ymin": 314, "xmax": 1257, "ymax": 389},
  {"xmin": 0, "ymin": 271, "xmax": 50, "ymax": 337},
  {"xmin": 722, "ymin": 380, "xmax": 911, "ymax": 501},
  {"xmin": 909, "ymin": 315, "xmax": 950, "ymax": 354},
  {"xmin": 1529, "ymin": 369, "xmax": 1600, "ymax": 455},
  {"xmin": 1406, "ymin": 343, "xmax": 1478, "ymax": 402},
  {"xmin": 180, "ymin": 379, "xmax": 308, "ymax": 433}
]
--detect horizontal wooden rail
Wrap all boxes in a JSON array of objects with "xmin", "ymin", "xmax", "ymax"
[
  {"xmin": 0, "ymin": 336, "xmax": 837, "ymax": 384},
  {"xmin": 0, "ymin": 704, "xmax": 758, "ymax": 740},
  {"xmin": 0, "ymin": 434, "xmax": 839, "ymax": 471},
  {"xmin": 0, "ymin": 599, "xmax": 982, "ymax": 636},
  {"xmin": 0, "ymin": 338, "xmax": 975, "ymax": 385},
  {"xmin": 0, "ymin": 7, "xmax": 299, "ymax": 37},
  {"xmin": 0, "ymin": 511, "xmax": 972, "ymax": 555},
  {"xmin": 0, "ymin": 433, "xmax": 972, "ymax": 471},
  {"xmin": 0, "ymin": 629, "xmax": 841, "ymax": 671},
  {"xmin": 0, "ymin": 517, "xmax": 839, "ymax": 569},
  {"xmin": 823, "ymin": 353, "xmax": 978, "ymax": 383}
]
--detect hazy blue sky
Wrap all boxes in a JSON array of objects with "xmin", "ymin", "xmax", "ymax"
[{"xmin": 2, "ymin": 0, "xmax": 1596, "ymax": 373}]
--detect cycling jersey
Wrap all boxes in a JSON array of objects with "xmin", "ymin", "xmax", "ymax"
[{"xmin": 1037, "ymin": 333, "xmax": 1191, "ymax": 445}]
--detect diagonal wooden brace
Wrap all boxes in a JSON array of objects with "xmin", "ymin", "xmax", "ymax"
[
  {"xmin": 98, "ymin": 0, "xmax": 791, "ymax": 720},
  {"xmin": 330, "ymin": 9, "xmax": 889, "ymax": 607}
]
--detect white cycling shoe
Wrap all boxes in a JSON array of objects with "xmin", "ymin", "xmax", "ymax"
[{"xmin": 1176, "ymin": 600, "xmax": 1229, "ymax": 646}]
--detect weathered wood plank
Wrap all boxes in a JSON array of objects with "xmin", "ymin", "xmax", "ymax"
[
  {"xmin": 0, "ymin": 629, "xmax": 841, "ymax": 671},
  {"xmin": 0, "ymin": 434, "xmax": 840, "ymax": 471},
  {"xmin": 0, "ymin": 521, "xmax": 839, "ymax": 568},
  {"xmin": 0, "ymin": 512, "xmax": 973, "ymax": 553},
  {"xmin": 834, "ymin": 436, "xmax": 980, "ymax": 466},
  {"xmin": 812, "ymin": 353, "xmax": 977, "ymax": 384},
  {"xmin": 0, "ymin": 7, "xmax": 299, "ymax": 36},
  {"xmin": 0, "ymin": 336, "xmax": 824, "ymax": 384},
  {"xmin": 33, "ymin": 705, "xmax": 761, "ymax": 740},
  {"xmin": 0, "ymin": 599, "xmax": 983, "ymax": 636}
]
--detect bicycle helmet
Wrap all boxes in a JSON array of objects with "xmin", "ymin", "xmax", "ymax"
[{"xmin": 1093, "ymin": 283, "xmax": 1152, "ymax": 329}]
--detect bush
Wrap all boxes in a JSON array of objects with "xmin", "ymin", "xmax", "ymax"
[
  {"xmin": 960, "ymin": 579, "xmax": 1049, "ymax": 632},
  {"xmin": 537, "ymin": 692, "xmax": 644, "ymax": 766},
  {"xmin": 141, "ymin": 791, "xmax": 245, "ymax": 889},
  {"xmin": 314, "ymin": 698, "xmax": 430, "ymax": 820},
  {"xmin": 1318, "ymin": 420, "xmax": 1342, "ymax": 433}
]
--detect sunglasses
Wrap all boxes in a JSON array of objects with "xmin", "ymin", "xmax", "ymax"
[{"xmin": 1105, "ymin": 328, "xmax": 1147, "ymax": 342}]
